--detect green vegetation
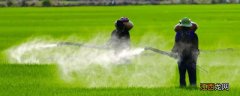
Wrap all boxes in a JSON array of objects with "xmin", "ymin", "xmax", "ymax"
[{"xmin": 0, "ymin": 5, "xmax": 240, "ymax": 95}]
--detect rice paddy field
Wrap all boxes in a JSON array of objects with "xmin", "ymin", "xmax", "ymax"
[{"xmin": 0, "ymin": 4, "xmax": 240, "ymax": 96}]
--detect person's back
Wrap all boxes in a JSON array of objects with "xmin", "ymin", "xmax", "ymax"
[
  {"xmin": 110, "ymin": 29, "xmax": 130, "ymax": 50},
  {"xmin": 172, "ymin": 19, "xmax": 199, "ymax": 59},
  {"xmin": 107, "ymin": 17, "xmax": 133, "ymax": 52}
]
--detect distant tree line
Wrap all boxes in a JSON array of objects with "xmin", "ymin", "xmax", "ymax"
[{"xmin": 0, "ymin": 0, "xmax": 239, "ymax": 7}]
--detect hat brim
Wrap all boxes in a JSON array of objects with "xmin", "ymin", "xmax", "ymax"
[{"xmin": 180, "ymin": 23, "xmax": 192, "ymax": 27}]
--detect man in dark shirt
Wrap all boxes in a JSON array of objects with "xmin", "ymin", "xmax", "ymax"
[
  {"xmin": 172, "ymin": 17, "xmax": 199, "ymax": 87},
  {"xmin": 107, "ymin": 17, "xmax": 133, "ymax": 53}
]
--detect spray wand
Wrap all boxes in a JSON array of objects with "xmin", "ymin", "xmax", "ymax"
[{"xmin": 144, "ymin": 47, "xmax": 207, "ymax": 73}]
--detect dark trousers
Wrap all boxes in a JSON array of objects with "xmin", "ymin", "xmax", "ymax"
[{"xmin": 178, "ymin": 56, "xmax": 197, "ymax": 87}]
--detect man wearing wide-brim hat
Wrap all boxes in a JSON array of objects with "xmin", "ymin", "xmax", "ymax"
[{"xmin": 172, "ymin": 17, "xmax": 199, "ymax": 87}]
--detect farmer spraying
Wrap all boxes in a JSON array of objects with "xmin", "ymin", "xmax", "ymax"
[
  {"xmin": 58, "ymin": 17, "xmax": 134, "ymax": 53},
  {"xmin": 107, "ymin": 17, "xmax": 134, "ymax": 53},
  {"xmin": 172, "ymin": 17, "xmax": 199, "ymax": 87}
]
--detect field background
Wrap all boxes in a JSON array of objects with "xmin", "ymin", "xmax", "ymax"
[{"xmin": 0, "ymin": 5, "xmax": 240, "ymax": 95}]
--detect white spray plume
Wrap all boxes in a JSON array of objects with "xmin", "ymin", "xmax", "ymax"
[
  {"xmin": 8, "ymin": 40, "xmax": 57, "ymax": 64},
  {"xmin": 5, "ymin": 35, "xmax": 177, "ymax": 88},
  {"xmin": 6, "ymin": 38, "xmax": 146, "ymax": 78}
]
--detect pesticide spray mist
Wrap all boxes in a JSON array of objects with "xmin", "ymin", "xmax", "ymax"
[
  {"xmin": 5, "ymin": 34, "xmax": 240, "ymax": 88},
  {"xmin": 6, "ymin": 36, "xmax": 177, "ymax": 87}
]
